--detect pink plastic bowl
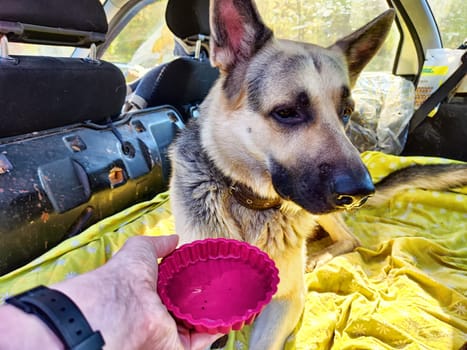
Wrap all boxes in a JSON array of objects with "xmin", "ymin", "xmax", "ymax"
[{"xmin": 157, "ymin": 238, "xmax": 280, "ymax": 334}]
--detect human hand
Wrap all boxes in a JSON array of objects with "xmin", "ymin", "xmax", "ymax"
[{"xmin": 54, "ymin": 235, "xmax": 223, "ymax": 350}]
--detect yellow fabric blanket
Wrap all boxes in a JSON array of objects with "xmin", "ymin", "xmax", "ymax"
[{"xmin": 1, "ymin": 152, "xmax": 466, "ymax": 349}]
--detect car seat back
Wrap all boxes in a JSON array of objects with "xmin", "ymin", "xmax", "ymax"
[{"xmin": 0, "ymin": 0, "xmax": 126, "ymax": 138}]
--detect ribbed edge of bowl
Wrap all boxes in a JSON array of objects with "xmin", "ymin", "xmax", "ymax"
[{"xmin": 157, "ymin": 238, "xmax": 279, "ymax": 334}]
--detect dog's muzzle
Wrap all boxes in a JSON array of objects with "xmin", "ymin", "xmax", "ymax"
[
  {"xmin": 270, "ymin": 159, "xmax": 375, "ymax": 214},
  {"xmin": 331, "ymin": 172, "xmax": 375, "ymax": 210}
]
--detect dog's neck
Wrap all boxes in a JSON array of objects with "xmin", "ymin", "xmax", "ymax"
[{"xmin": 228, "ymin": 181, "xmax": 282, "ymax": 211}]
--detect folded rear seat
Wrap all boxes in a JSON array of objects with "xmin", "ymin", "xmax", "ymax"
[{"xmin": 0, "ymin": 0, "xmax": 184, "ymax": 275}]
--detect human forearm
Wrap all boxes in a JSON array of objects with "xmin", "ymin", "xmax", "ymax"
[{"xmin": 0, "ymin": 303, "xmax": 63, "ymax": 350}]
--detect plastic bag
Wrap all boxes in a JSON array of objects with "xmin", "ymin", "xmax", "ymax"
[{"xmin": 347, "ymin": 72, "xmax": 415, "ymax": 155}]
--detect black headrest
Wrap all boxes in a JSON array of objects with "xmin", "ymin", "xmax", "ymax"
[
  {"xmin": 0, "ymin": 0, "xmax": 107, "ymax": 47},
  {"xmin": 165, "ymin": 0, "xmax": 210, "ymax": 39}
]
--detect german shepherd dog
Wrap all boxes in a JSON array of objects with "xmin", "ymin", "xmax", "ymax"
[{"xmin": 169, "ymin": 0, "xmax": 467, "ymax": 348}]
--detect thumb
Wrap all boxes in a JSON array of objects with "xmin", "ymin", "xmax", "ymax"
[
  {"xmin": 148, "ymin": 234, "xmax": 180, "ymax": 258},
  {"xmin": 113, "ymin": 235, "xmax": 179, "ymax": 266}
]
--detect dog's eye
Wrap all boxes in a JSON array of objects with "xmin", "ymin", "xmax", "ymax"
[
  {"xmin": 341, "ymin": 106, "xmax": 353, "ymax": 125},
  {"xmin": 271, "ymin": 107, "xmax": 306, "ymax": 124},
  {"xmin": 276, "ymin": 108, "xmax": 298, "ymax": 118}
]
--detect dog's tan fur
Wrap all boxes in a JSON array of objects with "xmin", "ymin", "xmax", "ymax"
[{"xmin": 169, "ymin": 1, "xmax": 467, "ymax": 348}]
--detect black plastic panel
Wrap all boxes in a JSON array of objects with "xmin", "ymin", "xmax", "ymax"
[{"xmin": 0, "ymin": 106, "xmax": 184, "ymax": 275}]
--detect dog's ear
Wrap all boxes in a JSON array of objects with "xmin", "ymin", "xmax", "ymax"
[
  {"xmin": 209, "ymin": 0, "xmax": 273, "ymax": 72},
  {"xmin": 330, "ymin": 9, "xmax": 395, "ymax": 86}
]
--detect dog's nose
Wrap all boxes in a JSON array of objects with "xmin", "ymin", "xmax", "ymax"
[{"xmin": 331, "ymin": 173, "xmax": 375, "ymax": 210}]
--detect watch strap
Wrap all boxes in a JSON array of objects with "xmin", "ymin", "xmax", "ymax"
[{"xmin": 6, "ymin": 285, "xmax": 105, "ymax": 350}]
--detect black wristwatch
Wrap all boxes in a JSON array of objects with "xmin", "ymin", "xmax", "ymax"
[{"xmin": 5, "ymin": 285, "xmax": 105, "ymax": 350}]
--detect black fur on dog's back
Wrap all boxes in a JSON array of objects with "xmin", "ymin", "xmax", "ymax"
[{"xmin": 368, "ymin": 163, "xmax": 467, "ymax": 206}]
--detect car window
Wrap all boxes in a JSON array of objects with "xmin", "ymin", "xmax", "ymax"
[
  {"xmin": 102, "ymin": 0, "xmax": 175, "ymax": 82},
  {"xmin": 427, "ymin": 0, "xmax": 466, "ymax": 49},
  {"xmin": 103, "ymin": 0, "xmax": 398, "ymax": 82},
  {"xmin": 7, "ymin": 43, "xmax": 75, "ymax": 57},
  {"xmin": 255, "ymin": 0, "xmax": 399, "ymax": 72}
]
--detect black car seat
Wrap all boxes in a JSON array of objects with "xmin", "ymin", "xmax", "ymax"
[
  {"xmin": 0, "ymin": 0, "xmax": 127, "ymax": 139},
  {"xmin": 124, "ymin": 0, "xmax": 219, "ymax": 122}
]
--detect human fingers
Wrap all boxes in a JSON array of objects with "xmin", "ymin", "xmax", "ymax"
[
  {"xmin": 189, "ymin": 332, "xmax": 225, "ymax": 350},
  {"xmin": 177, "ymin": 326, "xmax": 224, "ymax": 350}
]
